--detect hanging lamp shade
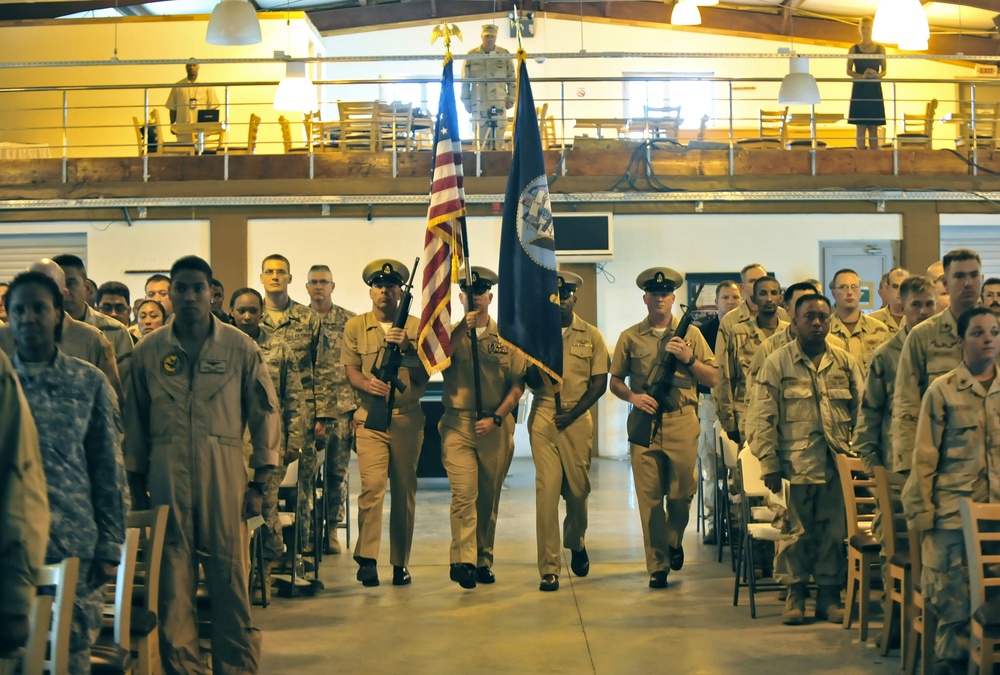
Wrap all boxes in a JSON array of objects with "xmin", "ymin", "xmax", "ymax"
[
  {"xmin": 778, "ymin": 57, "xmax": 821, "ymax": 105},
  {"xmin": 897, "ymin": 36, "xmax": 928, "ymax": 51},
  {"xmin": 691, "ymin": 0, "xmax": 718, "ymax": 5},
  {"xmin": 273, "ymin": 61, "xmax": 316, "ymax": 113},
  {"xmin": 670, "ymin": 1, "xmax": 701, "ymax": 26},
  {"xmin": 873, "ymin": 0, "xmax": 928, "ymax": 46},
  {"xmin": 206, "ymin": 0, "xmax": 261, "ymax": 46}
]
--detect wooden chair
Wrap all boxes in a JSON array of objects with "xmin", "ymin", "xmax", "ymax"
[
  {"xmin": 126, "ymin": 506, "xmax": 168, "ymax": 675},
  {"xmin": 905, "ymin": 517, "xmax": 936, "ymax": 674},
  {"xmin": 337, "ymin": 101, "xmax": 380, "ymax": 151},
  {"xmin": 375, "ymin": 101, "xmax": 414, "ymax": 152},
  {"xmin": 739, "ymin": 107, "xmax": 787, "ymax": 148},
  {"xmin": 836, "ymin": 454, "xmax": 881, "ymax": 642},
  {"xmin": 23, "ymin": 594, "xmax": 55, "ymax": 675},
  {"xmin": 697, "ymin": 114, "xmax": 709, "ymax": 142},
  {"xmin": 960, "ymin": 498, "xmax": 1000, "ymax": 674},
  {"xmin": 895, "ymin": 99, "xmax": 938, "ymax": 149},
  {"xmin": 716, "ymin": 420, "xmax": 739, "ymax": 566},
  {"xmin": 227, "ymin": 114, "xmax": 261, "ymax": 155},
  {"xmin": 147, "ymin": 110, "xmax": 195, "ymax": 156},
  {"xmin": 92, "ymin": 528, "xmax": 139, "ymax": 675},
  {"xmin": 536, "ymin": 102, "xmax": 560, "ymax": 150},
  {"xmin": 732, "ymin": 446, "xmax": 788, "ymax": 618},
  {"xmin": 38, "ymin": 557, "xmax": 80, "ymax": 675},
  {"xmin": 955, "ymin": 102, "xmax": 1000, "ymax": 152},
  {"xmin": 630, "ymin": 105, "xmax": 683, "ymax": 140},
  {"xmin": 873, "ymin": 467, "xmax": 910, "ymax": 666}
]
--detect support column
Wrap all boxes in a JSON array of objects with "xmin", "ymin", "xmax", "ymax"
[
  {"xmin": 209, "ymin": 214, "xmax": 248, "ymax": 303},
  {"xmin": 896, "ymin": 205, "xmax": 940, "ymax": 274}
]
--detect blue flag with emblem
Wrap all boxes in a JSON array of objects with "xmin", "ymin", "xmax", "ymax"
[{"xmin": 497, "ymin": 52, "xmax": 562, "ymax": 385}]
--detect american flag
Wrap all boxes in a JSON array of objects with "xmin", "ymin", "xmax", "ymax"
[{"xmin": 417, "ymin": 57, "xmax": 466, "ymax": 375}]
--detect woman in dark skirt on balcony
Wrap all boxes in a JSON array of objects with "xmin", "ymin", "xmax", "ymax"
[{"xmin": 847, "ymin": 16, "xmax": 886, "ymax": 150}]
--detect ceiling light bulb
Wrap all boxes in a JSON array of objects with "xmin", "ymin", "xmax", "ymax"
[{"xmin": 670, "ymin": 1, "xmax": 701, "ymax": 26}]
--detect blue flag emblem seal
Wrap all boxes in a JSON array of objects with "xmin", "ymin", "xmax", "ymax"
[{"xmin": 517, "ymin": 175, "xmax": 555, "ymax": 268}]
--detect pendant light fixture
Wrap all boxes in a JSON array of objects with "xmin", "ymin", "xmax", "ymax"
[
  {"xmin": 873, "ymin": 0, "xmax": 928, "ymax": 50},
  {"xmin": 777, "ymin": 9, "xmax": 820, "ymax": 105},
  {"xmin": 206, "ymin": 0, "xmax": 261, "ymax": 46},
  {"xmin": 670, "ymin": 1, "xmax": 701, "ymax": 26},
  {"xmin": 273, "ymin": 61, "xmax": 316, "ymax": 113}
]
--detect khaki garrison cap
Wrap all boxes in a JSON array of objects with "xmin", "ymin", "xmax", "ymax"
[
  {"xmin": 482, "ymin": 24, "xmax": 499, "ymax": 35},
  {"xmin": 363, "ymin": 259, "xmax": 408, "ymax": 287},
  {"xmin": 636, "ymin": 267, "xmax": 683, "ymax": 293},
  {"xmin": 459, "ymin": 266, "xmax": 498, "ymax": 294},
  {"xmin": 557, "ymin": 271, "xmax": 584, "ymax": 290}
]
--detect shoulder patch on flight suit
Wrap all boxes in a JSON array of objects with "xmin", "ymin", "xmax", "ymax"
[
  {"xmin": 199, "ymin": 359, "xmax": 227, "ymax": 374},
  {"xmin": 489, "ymin": 340, "xmax": 509, "ymax": 355},
  {"xmin": 162, "ymin": 353, "xmax": 183, "ymax": 374}
]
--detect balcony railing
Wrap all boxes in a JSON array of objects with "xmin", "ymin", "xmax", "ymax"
[{"xmin": 0, "ymin": 72, "xmax": 991, "ymax": 181}]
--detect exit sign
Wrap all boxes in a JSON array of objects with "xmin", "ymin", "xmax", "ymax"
[{"xmin": 976, "ymin": 64, "xmax": 998, "ymax": 77}]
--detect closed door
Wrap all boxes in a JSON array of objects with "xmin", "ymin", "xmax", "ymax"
[{"xmin": 820, "ymin": 240, "xmax": 898, "ymax": 313}]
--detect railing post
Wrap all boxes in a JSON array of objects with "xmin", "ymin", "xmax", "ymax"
[
  {"xmin": 728, "ymin": 81, "xmax": 734, "ymax": 177},
  {"xmin": 810, "ymin": 103, "xmax": 817, "ymax": 176},
  {"xmin": 143, "ymin": 88, "xmax": 149, "ymax": 183},
  {"xmin": 223, "ymin": 85, "xmax": 230, "ymax": 181},
  {"xmin": 971, "ymin": 83, "xmax": 978, "ymax": 176},
  {"xmin": 560, "ymin": 80, "xmax": 566, "ymax": 154},
  {"xmin": 61, "ymin": 90, "xmax": 68, "ymax": 183}
]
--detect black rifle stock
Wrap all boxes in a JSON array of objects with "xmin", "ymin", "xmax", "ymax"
[
  {"xmin": 364, "ymin": 258, "xmax": 420, "ymax": 432},
  {"xmin": 626, "ymin": 283, "xmax": 705, "ymax": 448}
]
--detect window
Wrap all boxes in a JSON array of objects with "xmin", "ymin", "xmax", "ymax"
[{"xmin": 623, "ymin": 72, "xmax": 715, "ymax": 130}]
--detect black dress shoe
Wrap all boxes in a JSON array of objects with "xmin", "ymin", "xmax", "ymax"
[
  {"xmin": 668, "ymin": 545, "xmax": 684, "ymax": 571},
  {"xmin": 539, "ymin": 574, "xmax": 559, "ymax": 592},
  {"xmin": 476, "ymin": 566, "xmax": 496, "ymax": 584},
  {"xmin": 450, "ymin": 563, "xmax": 477, "ymax": 589},
  {"xmin": 356, "ymin": 561, "xmax": 379, "ymax": 587},
  {"xmin": 649, "ymin": 571, "xmax": 669, "ymax": 589},
  {"xmin": 570, "ymin": 548, "xmax": 590, "ymax": 577},
  {"xmin": 392, "ymin": 566, "xmax": 412, "ymax": 586}
]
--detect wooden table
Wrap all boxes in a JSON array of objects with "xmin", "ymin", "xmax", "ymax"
[
  {"xmin": 573, "ymin": 118, "xmax": 629, "ymax": 139},
  {"xmin": 171, "ymin": 122, "xmax": 226, "ymax": 154},
  {"xmin": 629, "ymin": 116, "xmax": 684, "ymax": 139},
  {"xmin": 785, "ymin": 112, "xmax": 844, "ymax": 144}
]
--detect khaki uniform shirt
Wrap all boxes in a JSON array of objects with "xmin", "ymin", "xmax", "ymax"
[
  {"xmin": 262, "ymin": 299, "xmax": 322, "ymax": 423},
  {"xmin": 123, "ymin": 316, "xmax": 281, "ymax": 473},
  {"xmin": 315, "ymin": 305, "xmax": 359, "ymax": 418},
  {"xmin": 442, "ymin": 318, "xmax": 527, "ymax": 412},
  {"xmin": 82, "ymin": 304, "xmax": 132, "ymax": 367},
  {"xmin": 716, "ymin": 300, "xmax": 790, "ymax": 376},
  {"xmin": 610, "ymin": 315, "xmax": 716, "ymax": 431},
  {"xmin": 0, "ymin": 351, "xmax": 49, "ymax": 617},
  {"xmin": 341, "ymin": 312, "xmax": 427, "ymax": 420},
  {"xmin": 714, "ymin": 317, "xmax": 788, "ymax": 434},
  {"xmin": 828, "ymin": 312, "xmax": 891, "ymax": 372},
  {"xmin": 869, "ymin": 307, "xmax": 904, "ymax": 336},
  {"xmin": 750, "ymin": 341, "xmax": 863, "ymax": 483},
  {"xmin": 853, "ymin": 326, "xmax": 908, "ymax": 473},
  {"xmin": 460, "ymin": 45, "xmax": 515, "ymax": 114},
  {"xmin": 902, "ymin": 362, "xmax": 1000, "ymax": 532},
  {"xmin": 530, "ymin": 314, "xmax": 609, "ymax": 408},
  {"xmin": 892, "ymin": 308, "xmax": 966, "ymax": 473}
]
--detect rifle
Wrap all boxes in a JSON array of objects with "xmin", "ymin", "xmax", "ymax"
[
  {"xmin": 627, "ymin": 283, "xmax": 704, "ymax": 448},
  {"xmin": 364, "ymin": 257, "xmax": 420, "ymax": 433}
]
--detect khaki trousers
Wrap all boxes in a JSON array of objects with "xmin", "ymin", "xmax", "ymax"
[
  {"xmin": 775, "ymin": 478, "xmax": 847, "ymax": 587},
  {"xmin": 629, "ymin": 410, "xmax": 699, "ymax": 574},
  {"xmin": 528, "ymin": 402, "xmax": 593, "ymax": 576},
  {"xmin": 151, "ymin": 438, "xmax": 260, "ymax": 675},
  {"xmin": 353, "ymin": 407, "xmax": 424, "ymax": 567},
  {"xmin": 440, "ymin": 410, "xmax": 515, "ymax": 567}
]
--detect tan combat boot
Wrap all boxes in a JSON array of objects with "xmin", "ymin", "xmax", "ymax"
[
  {"xmin": 815, "ymin": 585, "xmax": 845, "ymax": 623},
  {"xmin": 327, "ymin": 528, "xmax": 342, "ymax": 555},
  {"xmin": 781, "ymin": 583, "xmax": 806, "ymax": 625}
]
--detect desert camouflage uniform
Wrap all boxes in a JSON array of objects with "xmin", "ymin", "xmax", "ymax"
[
  {"xmin": 0, "ymin": 350, "xmax": 49, "ymax": 629},
  {"xmin": 902, "ymin": 362, "xmax": 1000, "ymax": 665},
  {"xmin": 714, "ymin": 317, "xmax": 788, "ymax": 439},
  {"xmin": 749, "ymin": 340, "xmax": 863, "ymax": 587},
  {"xmin": 869, "ymin": 306, "xmax": 904, "ymax": 337},
  {"xmin": 828, "ymin": 313, "xmax": 891, "ymax": 373},
  {"xmin": 15, "ymin": 350, "xmax": 126, "ymax": 674},
  {"xmin": 461, "ymin": 45, "xmax": 515, "ymax": 150},
  {"xmin": 250, "ymin": 327, "xmax": 308, "ymax": 563},
  {"xmin": 892, "ymin": 309, "xmax": 964, "ymax": 473},
  {"xmin": 262, "ymin": 299, "xmax": 321, "ymax": 546},
  {"xmin": 81, "ymin": 304, "xmax": 132, "ymax": 374},
  {"xmin": 315, "ymin": 305, "xmax": 359, "ymax": 534}
]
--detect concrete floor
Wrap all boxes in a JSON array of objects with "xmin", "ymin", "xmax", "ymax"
[{"xmin": 254, "ymin": 457, "xmax": 899, "ymax": 674}]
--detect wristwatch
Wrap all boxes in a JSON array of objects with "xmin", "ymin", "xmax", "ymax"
[
  {"xmin": 491, "ymin": 414, "xmax": 504, "ymax": 427},
  {"xmin": 685, "ymin": 354, "xmax": 697, "ymax": 367},
  {"xmin": 247, "ymin": 481, "xmax": 266, "ymax": 495}
]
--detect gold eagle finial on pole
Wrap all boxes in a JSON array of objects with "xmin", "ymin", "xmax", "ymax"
[{"xmin": 431, "ymin": 23, "xmax": 462, "ymax": 57}]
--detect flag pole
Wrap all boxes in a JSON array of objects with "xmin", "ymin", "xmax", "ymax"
[{"xmin": 433, "ymin": 21, "xmax": 484, "ymax": 420}]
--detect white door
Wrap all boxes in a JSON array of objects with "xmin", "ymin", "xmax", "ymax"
[{"xmin": 820, "ymin": 240, "xmax": 899, "ymax": 314}]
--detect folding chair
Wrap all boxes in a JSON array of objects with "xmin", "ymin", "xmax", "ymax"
[
  {"xmin": 38, "ymin": 557, "xmax": 80, "ymax": 675},
  {"xmin": 273, "ymin": 460, "xmax": 324, "ymax": 597},
  {"xmin": 960, "ymin": 498, "xmax": 1000, "ymax": 674},
  {"xmin": 733, "ymin": 446, "xmax": 788, "ymax": 618},
  {"xmin": 836, "ymin": 454, "xmax": 881, "ymax": 641},
  {"xmin": 716, "ymin": 421, "xmax": 739, "ymax": 566}
]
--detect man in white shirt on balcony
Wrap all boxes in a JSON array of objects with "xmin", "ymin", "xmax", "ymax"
[{"xmin": 165, "ymin": 60, "xmax": 219, "ymax": 144}]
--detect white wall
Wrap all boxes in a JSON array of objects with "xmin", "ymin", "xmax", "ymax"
[
  {"xmin": 0, "ymin": 220, "xmax": 211, "ymax": 305},
  {"xmin": 247, "ymin": 211, "xmax": 900, "ymax": 457}
]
